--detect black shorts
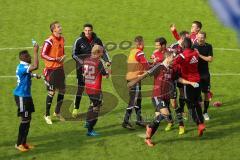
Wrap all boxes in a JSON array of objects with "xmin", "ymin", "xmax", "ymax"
[
  {"xmin": 88, "ymin": 93, "xmax": 103, "ymax": 107},
  {"xmin": 14, "ymin": 96, "xmax": 34, "ymax": 117},
  {"xmin": 152, "ymin": 97, "xmax": 170, "ymax": 112},
  {"xmin": 177, "ymin": 82, "xmax": 183, "ymax": 89},
  {"xmin": 200, "ymin": 75, "xmax": 210, "ymax": 93},
  {"xmin": 86, "ymin": 93, "xmax": 103, "ymax": 121},
  {"xmin": 44, "ymin": 67, "xmax": 65, "ymax": 91},
  {"xmin": 183, "ymin": 84, "xmax": 201, "ymax": 103}
]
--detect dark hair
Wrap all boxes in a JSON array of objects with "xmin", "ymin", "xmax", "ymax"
[
  {"xmin": 19, "ymin": 50, "xmax": 29, "ymax": 59},
  {"xmin": 83, "ymin": 23, "xmax": 93, "ymax": 29},
  {"xmin": 198, "ymin": 31, "xmax": 206, "ymax": 38},
  {"xmin": 50, "ymin": 21, "xmax": 59, "ymax": 32},
  {"xmin": 192, "ymin": 21, "xmax": 202, "ymax": 29},
  {"xmin": 134, "ymin": 36, "xmax": 143, "ymax": 43},
  {"xmin": 179, "ymin": 31, "xmax": 189, "ymax": 38},
  {"xmin": 182, "ymin": 37, "xmax": 192, "ymax": 49},
  {"xmin": 155, "ymin": 37, "xmax": 167, "ymax": 46}
]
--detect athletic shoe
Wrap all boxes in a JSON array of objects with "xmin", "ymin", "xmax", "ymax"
[
  {"xmin": 86, "ymin": 130, "xmax": 99, "ymax": 136},
  {"xmin": 145, "ymin": 139, "xmax": 154, "ymax": 147},
  {"xmin": 53, "ymin": 112, "xmax": 65, "ymax": 121},
  {"xmin": 165, "ymin": 123, "xmax": 174, "ymax": 131},
  {"xmin": 23, "ymin": 143, "xmax": 34, "ymax": 149},
  {"xmin": 44, "ymin": 115, "xmax": 52, "ymax": 125},
  {"xmin": 15, "ymin": 144, "xmax": 29, "ymax": 152},
  {"xmin": 203, "ymin": 113, "xmax": 210, "ymax": 121},
  {"xmin": 179, "ymin": 126, "xmax": 185, "ymax": 135},
  {"xmin": 72, "ymin": 109, "xmax": 79, "ymax": 118},
  {"xmin": 122, "ymin": 122, "xmax": 135, "ymax": 130},
  {"xmin": 136, "ymin": 121, "xmax": 146, "ymax": 127},
  {"xmin": 198, "ymin": 123, "xmax": 206, "ymax": 137},
  {"xmin": 208, "ymin": 91, "xmax": 213, "ymax": 101}
]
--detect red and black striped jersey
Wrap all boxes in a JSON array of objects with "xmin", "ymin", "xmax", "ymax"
[
  {"xmin": 83, "ymin": 57, "xmax": 108, "ymax": 95},
  {"xmin": 148, "ymin": 63, "xmax": 178, "ymax": 99}
]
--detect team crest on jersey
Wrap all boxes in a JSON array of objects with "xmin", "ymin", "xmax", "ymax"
[{"xmin": 190, "ymin": 56, "xmax": 198, "ymax": 64}]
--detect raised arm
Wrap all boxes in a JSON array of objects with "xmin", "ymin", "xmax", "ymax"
[
  {"xmin": 170, "ymin": 24, "xmax": 180, "ymax": 41},
  {"xmin": 29, "ymin": 44, "xmax": 39, "ymax": 72}
]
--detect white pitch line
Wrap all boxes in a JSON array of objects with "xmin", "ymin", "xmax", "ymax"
[
  {"xmin": 0, "ymin": 47, "xmax": 33, "ymax": 51},
  {"xmin": 212, "ymin": 48, "xmax": 240, "ymax": 51},
  {"xmin": 0, "ymin": 45, "xmax": 239, "ymax": 51},
  {"xmin": 1, "ymin": 73, "xmax": 240, "ymax": 79},
  {"xmin": 211, "ymin": 73, "xmax": 240, "ymax": 76}
]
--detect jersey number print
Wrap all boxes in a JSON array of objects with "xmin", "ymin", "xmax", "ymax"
[{"xmin": 84, "ymin": 65, "xmax": 96, "ymax": 83}]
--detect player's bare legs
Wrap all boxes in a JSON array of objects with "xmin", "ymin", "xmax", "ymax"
[{"xmin": 145, "ymin": 107, "xmax": 172, "ymax": 147}]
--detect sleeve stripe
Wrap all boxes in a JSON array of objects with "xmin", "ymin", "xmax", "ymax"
[
  {"xmin": 26, "ymin": 66, "xmax": 30, "ymax": 73},
  {"xmin": 179, "ymin": 53, "xmax": 185, "ymax": 59},
  {"xmin": 41, "ymin": 42, "xmax": 55, "ymax": 61},
  {"xmin": 42, "ymin": 42, "xmax": 49, "ymax": 53},
  {"xmin": 103, "ymin": 49, "xmax": 111, "ymax": 62},
  {"xmin": 72, "ymin": 37, "xmax": 82, "ymax": 56},
  {"xmin": 72, "ymin": 37, "xmax": 83, "ymax": 63},
  {"xmin": 73, "ymin": 55, "xmax": 83, "ymax": 65},
  {"xmin": 45, "ymin": 39, "xmax": 53, "ymax": 46},
  {"xmin": 136, "ymin": 52, "xmax": 144, "ymax": 57}
]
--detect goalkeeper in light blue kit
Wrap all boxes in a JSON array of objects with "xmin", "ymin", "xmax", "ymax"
[{"xmin": 13, "ymin": 40, "xmax": 41, "ymax": 152}]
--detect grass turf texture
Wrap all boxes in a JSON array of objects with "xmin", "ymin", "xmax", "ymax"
[{"xmin": 0, "ymin": 0, "xmax": 240, "ymax": 159}]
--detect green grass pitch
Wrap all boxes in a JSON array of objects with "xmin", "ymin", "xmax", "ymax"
[{"xmin": 0, "ymin": 0, "xmax": 240, "ymax": 159}]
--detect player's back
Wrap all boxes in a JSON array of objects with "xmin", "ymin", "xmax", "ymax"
[
  {"xmin": 181, "ymin": 48, "xmax": 200, "ymax": 82},
  {"xmin": 83, "ymin": 57, "xmax": 103, "ymax": 94},
  {"xmin": 14, "ymin": 62, "xmax": 32, "ymax": 97}
]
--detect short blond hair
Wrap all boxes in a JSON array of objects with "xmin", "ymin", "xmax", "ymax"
[{"xmin": 91, "ymin": 45, "xmax": 104, "ymax": 56}]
